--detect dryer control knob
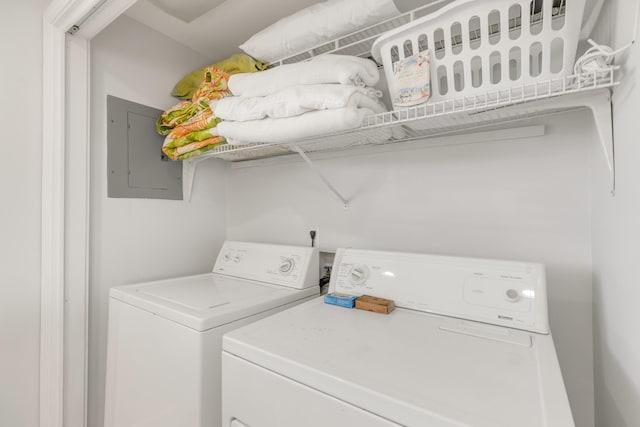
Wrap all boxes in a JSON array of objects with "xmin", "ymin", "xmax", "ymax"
[
  {"xmin": 349, "ymin": 266, "xmax": 369, "ymax": 286},
  {"xmin": 223, "ymin": 253, "xmax": 232, "ymax": 262},
  {"xmin": 505, "ymin": 289, "xmax": 520, "ymax": 302},
  {"xmin": 279, "ymin": 258, "xmax": 295, "ymax": 274}
]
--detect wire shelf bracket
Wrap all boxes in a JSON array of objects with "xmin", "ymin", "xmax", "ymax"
[
  {"xmin": 182, "ymin": 156, "xmax": 208, "ymax": 202},
  {"xmin": 182, "ymin": 143, "xmax": 352, "ymax": 207},
  {"xmin": 589, "ymin": 90, "xmax": 615, "ymax": 195},
  {"xmin": 533, "ymin": 89, "xmax": 614, "ymax": 195}
]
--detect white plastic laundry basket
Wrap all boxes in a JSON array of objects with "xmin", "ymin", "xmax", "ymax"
[{"xmin": 372, "ymin": 0, "xmax": 587, "ymax": 108}]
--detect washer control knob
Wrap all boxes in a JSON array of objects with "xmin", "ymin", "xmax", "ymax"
[
  {"xmin": 233, "ymin": 255, "xmax": 242, "ymax": 263},
  {"xmin": 349, "ymin": 266, "xmax": 369, "ymax": 286},
  {"xmin": 505, "ymin": 289, "xmax": 520, "ymax": 302},
  {"xmin": 223, "ymin": 253, "xmax": 232, "ymax": 262},
  {"xmin": 279, "ymin": 258, "xmax": 295, "ymax": 274}
]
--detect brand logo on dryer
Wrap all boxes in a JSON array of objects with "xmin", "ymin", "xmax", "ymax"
[{"xmin": 498, "ymin": 315, "xmax": 514, "ymax": 321}]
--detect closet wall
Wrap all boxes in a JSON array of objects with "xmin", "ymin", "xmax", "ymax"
[
  {"xmin": 227, "ymin": 112, "xmax": 596, "ymax": 427},
  {"xmin": 0, "ymin": 1, "xmax": 49, "ymax": 426},
  {"xmin": 81, "ymin": 3, "xmax": 638, "ymax": 427},
  {"xmin": 88, "ymin": 16, "xmax": 229, "ymax": 427},
  {"xmin": 590, "ymin": 2, "xmax": 640, "ymax": 426}
]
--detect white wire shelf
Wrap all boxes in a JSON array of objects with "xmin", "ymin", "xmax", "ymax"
[
  {"xmin": 182, "ymin": 69, "xmax": 617, "ymax": 203},
  {"xmin": 194, "ymin": 69, "xmax": 617, "ymax": 163},
  {"xmin": 267, "ymin": 0, "xmax": 567, "ymax": 67}
]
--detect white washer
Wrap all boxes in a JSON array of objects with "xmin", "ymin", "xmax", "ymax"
[
  {"xmin": 222, "ymin": 248, "xmax": 574, "ymax": 427},
  {"xmin": 103, "ymin": 241, "xmax": 319, "ymax": 427}
]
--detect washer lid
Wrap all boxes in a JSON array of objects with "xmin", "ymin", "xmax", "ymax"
[
  {"xmin": 223, "ymin": 299, "xmax": 574, "ymax": 427},
  {"xmin": 109, "ymin": 273, "xmax": 317, "ymax": 331}
]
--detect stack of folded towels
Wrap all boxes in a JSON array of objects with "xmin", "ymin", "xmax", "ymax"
[
  {"xmin": 157, "ymin": 67, "xmax": 231, "ymax": 160},
  {"xmin": 156, "ymin": 54, "xmax": 266, "ymax": 160},
  {"xmin": 214, "ymin": 54, "xmax": 388, "ymax": 145}
]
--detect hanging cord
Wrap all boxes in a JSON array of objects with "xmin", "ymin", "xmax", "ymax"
[
  {"xmin": 574, "ymin": 0, "xmax": 639, "ymax": 84},
  {"xmin": 574, "ymin": 38, "xmax": 634, "ymax": 83}
]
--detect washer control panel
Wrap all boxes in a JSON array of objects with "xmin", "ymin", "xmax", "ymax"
[
  {"xmin": 279, "ymin": 257, "xmax": 295, "ymax": 275},
  {"xmin": 213, "ymin": 241, "xmax": 318, "ymax": 289},
  {"xmin": 330, "ymin": 249, "xmax": 548, "ymax": 334},
  {"xmin": 348, "ymin": 265, "xmax": 369, "ymax": 286}
]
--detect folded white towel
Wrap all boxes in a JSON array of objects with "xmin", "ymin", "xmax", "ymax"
[
  {"xmin": 217, "ymin": 107, "xmax": 379, "ymax": 145},
  {"xmin": 215, "ymin": 85, "xmax": 385, "ymax": 122},
  {"xmin": 228, "ymin": 55, "xmax": 380, "ymax": 98}
]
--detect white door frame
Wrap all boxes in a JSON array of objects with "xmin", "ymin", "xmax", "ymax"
[{"xmin": 41, "ymin": 1, "xmax": 136, "ymax": 426}]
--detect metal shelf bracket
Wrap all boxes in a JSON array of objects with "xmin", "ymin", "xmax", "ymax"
[
  {"xmin": 182, "ymin": 157, "xmax": 208, "ymax": 202},
  {"xmin": 501, "ymin": 88, "xmax": 615, "ymax": 195},
  {"xmin": 551, "ymin": 89, "xmax": 615, "ymax": 195},
  {"xmin": 289, "ymin": 143, "xmax": 350, "ymax": 209},
  {"xmin": 585, "ymin": 91, "xmax": 615, "ymax": 195}
]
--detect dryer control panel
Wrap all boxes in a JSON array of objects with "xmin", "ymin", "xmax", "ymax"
[
  {"xmin": 213, "ymin": 241, "xmax": 319, "ymax": 289},
  {"xmin": 329, "ymin": 249, "xmax": 548, "ymax": 334}
]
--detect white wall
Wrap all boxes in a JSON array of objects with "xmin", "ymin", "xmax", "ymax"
[
  {"xmin": 227, "ymin": 112, "xmax": 596, "ymax": 426},
  {"xmin": 88, "ymin": 16, "xmax": 228, "ymax": 427},
  {"xmin": 590, "ymin": 2, "xmax": 640, "ymax": 426},
  {"xmin": 0, "ymin": 1, "xmax": 48, "ymax": 426}
]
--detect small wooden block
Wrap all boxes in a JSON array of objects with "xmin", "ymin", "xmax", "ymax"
[{"xmin": 355, "ymin": 295, "xmax": 395, "ymax": 314}]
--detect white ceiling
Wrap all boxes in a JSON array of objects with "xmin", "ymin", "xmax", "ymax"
[
  {"xmin": 147, "ymin": 0, "xmax": 227, "ymax": 23},
  {"xmin": 124, "ymin": 0, "xmax": 324, "ymax": 62}
]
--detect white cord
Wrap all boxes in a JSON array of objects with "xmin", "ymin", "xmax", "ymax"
[{"xmin": 574, "ymin": 38, "xmax": 634, "ymax": 75}]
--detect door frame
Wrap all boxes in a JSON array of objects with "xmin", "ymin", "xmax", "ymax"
[{"xmin": 41, "ymin": 1, "xmax": 136, "ymax": 426}]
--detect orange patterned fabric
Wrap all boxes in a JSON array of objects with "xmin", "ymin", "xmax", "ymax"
[
  {"xmin": 157, "ymin": 67, "xmax": 232, "ymax": 137},
  {"xmin": 158, "ymin": 67, "xmax": 234, "ymax": 160},
  {"xmin": 191, "ymin": 67, "xmax": 232, "ymax": 104},
  {"xmin": 168, "ymin": 108, "xmax": 215, "ymax": 139}
]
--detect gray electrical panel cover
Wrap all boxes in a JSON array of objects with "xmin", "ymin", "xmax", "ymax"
[{"xmin": 107, "ymin": 95, "xmax": 182, "ymax": 200}]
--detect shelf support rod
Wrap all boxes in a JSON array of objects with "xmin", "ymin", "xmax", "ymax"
[{"xmin": 289, "ymin": 143, "xmax": 350, "ymax": 209}]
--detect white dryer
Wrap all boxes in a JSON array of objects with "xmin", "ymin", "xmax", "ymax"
[
  {"xmin": 222, "ymin": 248, "xmax": 574, "ymax": 427},
  {"xmin": 103, "ymin": 241, "xmax": 318, "ymax": 427}
]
